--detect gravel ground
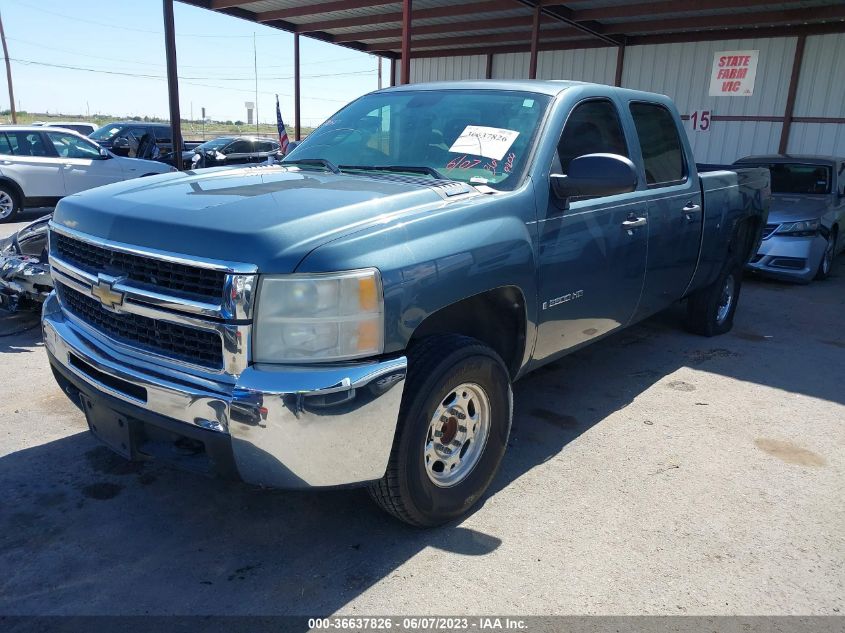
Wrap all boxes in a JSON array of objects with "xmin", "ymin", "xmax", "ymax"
[{"xmin": 0, "ymin": 217, "xmax": 843, "ymax": 616}]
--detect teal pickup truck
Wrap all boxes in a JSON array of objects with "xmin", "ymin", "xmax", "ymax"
[{"xmin": 42, "ymin": 81, "xmax": 770, "ymax": 526}]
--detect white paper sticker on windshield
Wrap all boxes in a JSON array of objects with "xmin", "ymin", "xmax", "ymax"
[{"xmin": 448, "ymin": 125, "xmax": 520, "ymax": 161}]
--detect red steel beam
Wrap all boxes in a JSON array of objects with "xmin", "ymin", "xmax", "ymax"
[
  {"xmin": 603, "ymin": 5, "xmax": 845, "ymax": 36},
  {"xmin": 625, "ymin": 21, "xmax": 845, "ymax": 45},
  {"xmin": 779, "ymin": 35, "xmax": 806, "ymax": 154},
  {"xmin": 332, "ymin": 15, "xmax": 558, "ymax": 43},
  {"xmin": 614, "ymin": 44, "xmax": 625, "ymax": 87},
  {"xmin": 209, "ymin": 0, "xmax": 249, "ymax": 8},
  {"xmin": 294, "ymin": 32, "xmax": 301, "ymax": 141},
  {"xmin": 529, "ymin": 4, "xmax": 541, "ymax": 79},
  {"xmin": 367, "ymin": 28, "xmax": 578, "ymax": 53},
  {"xmin": 296, "ymin": 1, "xmax": 517, "ymax": 33},
  {"xmin": 256, "ymin": 0, "xmax": 396, "ymax": 22},
  {"xmin": 163, "ymin": 0, "xmax": 183, "ymax": 171},
  {"xmin": 410, "ymin": 38, "xmax": 606, "ymax": 59},
  {"xmin": 401, "ymin": 0, "xmax": 411, "ymax": 84},
  {"xmin": 570, "ymin": 0, "xmax": 786, "ymax": 21}
]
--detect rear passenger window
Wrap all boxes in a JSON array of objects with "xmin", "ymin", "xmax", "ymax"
[
  {"xmin": 0, "ymin": 133, "xmax": 12, "ymax": 155},
  {"xmin": 3, "ymin": 132, "xmax": 50, "ymax": 157},
  {"xmin": 629, "ymin": 102, "xmax": 685, "ymax": 187},
  {"xmin": 557, "ymin": 99, "xmax": 628, "ymax": 174}
]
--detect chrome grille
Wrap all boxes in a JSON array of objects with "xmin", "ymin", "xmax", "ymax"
[
  {"xmin": 56, "ymin": 282, "xmax": 224, "ymax": 369},
  {"xmin": 762, "ymin": 223, "xmax": 779, "ymax": 239},
  {"xmin": 54, "ymin": 232, "xmax": 226, "ymax": 301}
]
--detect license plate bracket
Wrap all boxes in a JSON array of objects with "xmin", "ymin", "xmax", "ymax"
[{"xmin": 81, "ymin": 397, "xmax": 134, "ymax": 459}]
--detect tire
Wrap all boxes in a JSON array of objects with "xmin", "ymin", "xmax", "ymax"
[
  {"xmin": 686, "ymin": 255, "xmax": 743, "ymax": 337},
  {"xmin": 814, "ymin": 228, "xmax": 837, "ymax": 281},
  {"xmin": 368, "ymin": 335, "xmax": 513, "ymax": 527},
  {"xmin": 0, "ymin": 184, "xmax": 21, "ymax": 224}
]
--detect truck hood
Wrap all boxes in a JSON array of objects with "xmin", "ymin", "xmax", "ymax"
[
  {"xmin": 768, "ymin": 194, "xmax": 832, "ymax": 223},
  {"xmin": 52, "ymin": 165, "xmax": 469, "ymax": 272}
]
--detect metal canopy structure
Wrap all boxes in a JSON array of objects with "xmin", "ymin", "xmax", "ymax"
[
  {"xmin": 166, "ymin": 0, "xmax": 845, "ymax": 161},
  {"xmin": 180, "ymin": 0, "xmax": 845, "ymax": 61}
]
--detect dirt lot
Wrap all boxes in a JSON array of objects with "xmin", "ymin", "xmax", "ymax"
[{"xmin": 0, "ymin": 214, "xmax": 843, "ymax": 616}]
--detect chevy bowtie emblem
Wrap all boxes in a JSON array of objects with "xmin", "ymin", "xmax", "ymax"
[{"xmin": 91, "ymin": 275, "xmax": 125, "ymax": 310}]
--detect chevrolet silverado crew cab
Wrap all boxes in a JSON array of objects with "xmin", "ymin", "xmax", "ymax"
[{"xmin": 42, "ymin": 81, "xmax": 770, "ymax": 526}]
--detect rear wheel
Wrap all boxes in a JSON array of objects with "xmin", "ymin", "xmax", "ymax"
[
  {"xmin": 686, "ymin": 256, "xmax": 742, "ymax": 337},
  {"xmin": 368, "ymin": 335, "xmax": 512, "ymax": 527},
  {"xmin": 815, "ymin": 228, "xmax": 837, "ymax": 280},
  {"xmin": 0, "ymin": 185, "xmax": 21, "ymax": 223}
]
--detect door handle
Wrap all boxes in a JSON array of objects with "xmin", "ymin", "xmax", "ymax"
[
  {"xmin": 621, "ymin": 217, "xmax": 647, "ymax": 229},
  {"xmin": 682, "ymin": 203, "xmax": 701, "ymax": 214}
]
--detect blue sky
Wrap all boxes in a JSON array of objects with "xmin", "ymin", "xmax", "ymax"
[{"xmin": 1, "ymin": 0, "xmax": 385, "ymax": 127}]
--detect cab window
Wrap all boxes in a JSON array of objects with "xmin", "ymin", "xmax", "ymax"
[
  {"xmin": 46, "ymin": 131, "xmax": 101, "ymax": 159},
  {"xmin": 226, "ymin": 139, "xmax": 253, "ymax": 154},
  {"xmin": 556, "ymin": 99, "xmax": 629, "ymax": 174},
  {"xmin": 629, "ymin": 102, "xmax": 685, "ymax": 187}
]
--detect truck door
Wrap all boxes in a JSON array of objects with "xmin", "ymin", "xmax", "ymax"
[
  {"xmin": 628, "ymin": 102, "xmax": 702, "ymax": 319},
  {"xmin": 534, "ymin": 99, "xmax": 648, "ymax": 362}
]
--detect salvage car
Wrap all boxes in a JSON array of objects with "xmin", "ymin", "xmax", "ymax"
[
  {"xmin": 0, "ymin": 126, "xmax": 175, "ymax": 223},
  {"xmin": 0, "ymin": 215, "xmax": 50, "ymax": 312},
  {"xmin": 735, "ymin": 155, "xmax": 844, "ymax": 282},
  {"xmin": 41, "ymin": 81, "xmax": 770, "ymax": 526}
]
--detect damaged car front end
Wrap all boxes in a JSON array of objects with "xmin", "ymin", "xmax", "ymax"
[{"xmin": 0, "ymin": 215, "xmax": 52, "ymax": 313}]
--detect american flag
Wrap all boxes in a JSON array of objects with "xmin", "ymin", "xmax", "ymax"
[{"xmin": 276, "ymin": 94, "xmax": 289, "ymax": 154}]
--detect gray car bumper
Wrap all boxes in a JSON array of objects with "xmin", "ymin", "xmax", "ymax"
[
  {"xmin": 746, "ymin": 233, "xmax": 827, "ymax": 282},
  {"xmin": 42, "ymin": 292, "xmax": 407, "ymax": 489}
]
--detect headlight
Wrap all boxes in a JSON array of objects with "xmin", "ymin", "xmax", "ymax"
[
  {"xmin": 776, "ymin": 219, "xmax": 820, "ymax": 237},
  {"xmin": 253, "ymin": 268, "xmax": 383, "ymax": 363}
]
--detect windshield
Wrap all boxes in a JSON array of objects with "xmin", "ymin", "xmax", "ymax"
[
  {"xmin": 742, "ymin": 162, "xmax": 832, "ymax": 194},
  {"xmin": 90, "ymin": 125, "xmax": 122, "ymax": 141},
  {"xmin": 196, "ymin": 137, "xmax": 234, "ymax": 152},
  {"xmin": 284, "ymin": 89, "xmax": 552, "ymax": 189}
]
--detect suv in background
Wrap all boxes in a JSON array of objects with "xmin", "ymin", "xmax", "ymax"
[
  {"xmin": 178, "ymin": 136, "xmax": 281, "ymax": 169},
  {"xmin": 90, "ymin": 122, "xmax": 172, "ymax": 156},
  {"xmin": 32, "ymin": 122, "xmax": 98, "ymax": 136},
  {"xmin": 0, "ymin": 126, "xmax": 175, "ymax": 222}
]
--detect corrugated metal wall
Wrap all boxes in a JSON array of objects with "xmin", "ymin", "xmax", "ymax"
[
  {"xmin": 621, "ymin": 37, "xmax": 796, "ymax": 162},
  {"xmin": 402, "ymin": 33, "xmax": 845, "ymax": 161},
  {"xmin": 788, "ymin": 32, "xmax": 845, "ymax": 156}
]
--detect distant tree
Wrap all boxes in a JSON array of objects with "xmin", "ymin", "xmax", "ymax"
[{"xmin": 234, "ymin": 120, "xmax": 244, "ymax": 126}]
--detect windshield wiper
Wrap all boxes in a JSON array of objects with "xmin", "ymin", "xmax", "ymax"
[
  {"xmin": 338, "ymin": 165, "xmax": 448, "ymax": 180},
  {"xmin": 282, "ymin": 158, "xmax": 341, "ymax": 174}
]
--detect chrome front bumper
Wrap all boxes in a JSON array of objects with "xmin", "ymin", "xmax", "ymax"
[
  {"xmin": 746, "ymin": 233, "xmax": 827, "ymax": 282},
  {"xmin": 42, "ymin": 293, "xmax": 407, "ymax": 488}
]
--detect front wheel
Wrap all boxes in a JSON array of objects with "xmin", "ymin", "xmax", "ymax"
[
  {"xmin": 368, "ymin": 335, "xmax": 512, "ymax": 527},
  {"xmin": 686, "ymin": 256, "xmax": 742, "ymax": 337}
]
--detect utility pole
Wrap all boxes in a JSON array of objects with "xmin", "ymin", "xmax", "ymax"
[{"xmin": 0, "ymin": 11, "xmax": 16, "ymax": 123}]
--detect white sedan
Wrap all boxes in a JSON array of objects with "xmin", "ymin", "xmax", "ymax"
[{"xmin": 0, "ymin": 126, "xmax": 175, "ymax": 223}]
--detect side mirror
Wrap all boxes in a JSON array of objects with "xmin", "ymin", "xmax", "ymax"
[
  {"xmin": 284, "ymin": 140, "xmax": 299, "ymax": 156},
  {"xmin": 98, "ymin": 147, "xmax": 110, "ymax": 159},
  {"xmin": 551, "ymin": 153, "xmax": 638, "ymax": 201}
]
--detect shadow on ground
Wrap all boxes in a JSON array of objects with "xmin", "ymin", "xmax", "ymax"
[{"xmin": 0, "ymin": 257, "xmax": 843, "ymax": 615}]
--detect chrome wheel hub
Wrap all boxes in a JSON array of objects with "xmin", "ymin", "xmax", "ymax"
[
  {"xmin": 424, "ymin": 382, "xmax": 491, "ymax": 488},
  {"xmin": 716, "ymin": 274, "xmax": 735, "ymax": 325},
  {"xmin": 0, "ymin": 191, "xmax": 14, "ymax": 219}
]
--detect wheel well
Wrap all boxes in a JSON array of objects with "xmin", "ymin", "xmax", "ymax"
[
  {"xmin": 0, "ymin": 177, "xmax": 23, "ymax": 206},
  {"xmin": 731, "ymin": 216, "xmax": 762, "ymax": 264},
  {"xmin": 409, "ymin": 287, "xmax": 527, "ymax": 379}
]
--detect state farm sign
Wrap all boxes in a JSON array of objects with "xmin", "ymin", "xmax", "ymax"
[{"xmin": 708, "ymin": 50, "xmax": 759, "ymax": 97}]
